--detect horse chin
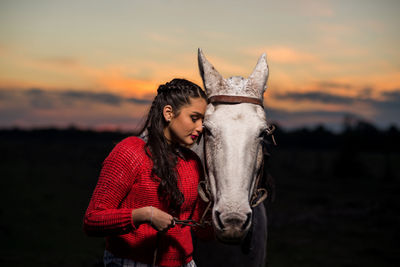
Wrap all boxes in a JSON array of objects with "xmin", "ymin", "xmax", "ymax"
[
  {"xmin": 211, "ymin": 209, "xmax": 252, "ymax": 244},
  {"xmin": 215, "ymin": 228, "xmax": 249, "ymax": 244}
]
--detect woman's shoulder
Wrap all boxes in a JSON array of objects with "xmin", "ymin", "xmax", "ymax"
[
  {"xmin": 119, "ymin": 136, "xmax": 146, "ymax": 146},
  {"xmin": 106, "ymin": 136, "xmax": 147, "ymax": 162},
  {"xmin": 114, "ymin": 136, "xmax": 145, "ymax": 151}
]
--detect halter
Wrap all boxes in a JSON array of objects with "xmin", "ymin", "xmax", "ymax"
[{"xmin": 208, "ymin": 95, "xmax": 264, "ymax": 107}]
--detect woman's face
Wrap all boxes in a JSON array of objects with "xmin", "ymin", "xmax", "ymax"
[{"xmin": 164, "ymin": 97, "xmax": 207, "ymax": 146}]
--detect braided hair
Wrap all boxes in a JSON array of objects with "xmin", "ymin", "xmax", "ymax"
[{"xmin": 139, "ymin": 78, "xmax": 206, "ymax": 213}]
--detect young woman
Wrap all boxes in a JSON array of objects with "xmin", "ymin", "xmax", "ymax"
[{"xmin": 83, "ymin": 79, "xmax": 212, "ymax": 267}]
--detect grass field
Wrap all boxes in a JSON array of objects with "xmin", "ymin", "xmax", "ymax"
[{"xmin": 0, "ymin": 128, "xmax": 398, "ymax": 266}]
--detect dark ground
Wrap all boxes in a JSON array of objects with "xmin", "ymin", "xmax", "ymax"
[{"xmin": 0, "ymin": 122, "xmax": 399, "ymax": 267}]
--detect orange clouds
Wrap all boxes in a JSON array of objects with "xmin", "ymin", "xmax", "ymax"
[
  {"xmin": 244, "ymin": 46, "xmax": 317, "ymax": 64},
  {"xmin": 0, "ymin": 52, "xmax": 201, "ymax": 99},
  {"xmin": 267, "ymin": 47, "xmax": 317, "ymax": 64},
  {"xmin": 98, "ymin": 73, "xmax": 158, "ymax": 98}
]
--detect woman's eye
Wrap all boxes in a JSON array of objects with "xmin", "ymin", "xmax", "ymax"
[{"xmin": 191, "ymin": 116, "xmax": 199, "ymax": 122}]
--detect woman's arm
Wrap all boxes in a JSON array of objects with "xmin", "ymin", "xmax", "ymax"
[
  {"xmin": 132, "ymin": 206, "xmax": 174, "ymax": 232},
  {"xmin": 83, "ymin": 139, "xmax": 175, "ymax": 236},
  {"xmin": 83, "ymin": 140, "xmax": 141, "ymax": 236}
]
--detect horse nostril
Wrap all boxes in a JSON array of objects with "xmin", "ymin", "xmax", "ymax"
[
  {"xmin": 241, "ymin": 212, "xmax": 252, "ymax": 230},
  {"xmin": 215, "ymin": 210, "xmax": 225, "ymax": 229}
]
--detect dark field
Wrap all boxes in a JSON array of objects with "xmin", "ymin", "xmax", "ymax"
[{"xmin": 0, "ymin": 124, "xmax": 399, "ymax": 267}]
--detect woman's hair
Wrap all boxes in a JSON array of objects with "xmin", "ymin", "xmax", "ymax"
[{"xmin": 139, "ymin": 78, "xmax": 207, "ymax": 213}]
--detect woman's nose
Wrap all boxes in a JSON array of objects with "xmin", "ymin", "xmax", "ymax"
[{"xmin": 195, "ymin": 120, "xmax": 203, "ymax": 133}]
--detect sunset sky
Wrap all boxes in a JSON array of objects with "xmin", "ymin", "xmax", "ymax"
[{"xmin": 1, "ymin": 0, "xmax": 399, "ymax": 131}]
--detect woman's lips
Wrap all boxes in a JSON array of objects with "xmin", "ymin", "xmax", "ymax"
[{"xmin": 191, "ymin": 135, "xmax": 198, "ymax": 140}]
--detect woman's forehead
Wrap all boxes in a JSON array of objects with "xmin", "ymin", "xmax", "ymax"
[{"xmin": 183, "ymin": 98, "xmax": 206, "ymax": 113}]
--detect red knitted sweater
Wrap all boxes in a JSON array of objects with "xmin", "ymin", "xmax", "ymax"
[{"xmin": 83, "ymin": 137, "xmax": 212, "ymax": 267}]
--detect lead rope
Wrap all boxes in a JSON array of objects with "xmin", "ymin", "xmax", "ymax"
[{"xmin": 152, "ymin": 232, "xmax": 161, "ymax": 267}]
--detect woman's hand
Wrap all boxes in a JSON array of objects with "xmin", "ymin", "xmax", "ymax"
[
  {"xmin": 132, "ymin": 206, "xmax": 175, "ymax": 232},
  {"xmin": 149, "ymin": 206, "xmax": 175, "ymax": 231}
]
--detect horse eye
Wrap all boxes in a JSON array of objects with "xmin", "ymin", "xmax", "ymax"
[{"xmin": 258, "ymin": 129, "xmax": 267, "ymax": 138}]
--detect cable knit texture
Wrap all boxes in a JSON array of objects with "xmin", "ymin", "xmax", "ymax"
[{"xmin": 83, "ymin": 136, "xmax": 212, "ymax": 267}]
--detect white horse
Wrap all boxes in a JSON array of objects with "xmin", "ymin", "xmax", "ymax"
[{"xmin": 191, "ymin": 49, "xmax": 271, "ymax": 267}]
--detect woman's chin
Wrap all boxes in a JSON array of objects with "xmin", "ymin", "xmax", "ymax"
[
  {"xmin": 186, "ymin": 139, "xmax": 194, "ymax": 146},
  {"xmin": 175, "ymin": 138, "xmax": 193, "ymax": 147}
]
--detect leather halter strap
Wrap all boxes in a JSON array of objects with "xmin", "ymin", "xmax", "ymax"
[{"xmin": 208, "ymin": 95, "xmax": 264, "ymax": 107}]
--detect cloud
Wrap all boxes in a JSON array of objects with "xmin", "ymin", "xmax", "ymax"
[
  {"xmin": 382, "ymin": 90, "xmax": 400, "ymax": 100},
  {"xmin": 126, "ymin": 97, "xmax": 154, "ymax": 105},
  {"xmin": 268, "ymin": 88, "xmax": 400, "ymax": 130},
  {"xmin": 0, "ymin": 88, "xmax": 151, "ymax": 108},
  {"xmin": 315, "ymin": 24, "xmax": 356, "ymax": 36},
  {"xmin": 1, "ymin": 87, "xmax": 398, "ymax": 131},
  {"xmin": 39, "ymin": 56, "xmax": 80, "ymax": 67},
  {"xmin": 26, "ymin": 88, "xmax": 55, "ymax": 109},
  {"xmin": 243, "ymin": 46, "xmax": 318, "ymax": 65},
  {"xmin": 0, "ymin": 50, "xmax": 164, "ymax": 97},
  {"xmin": 367, "ymin": 90, "xmax": 400, "ymax": 125},
  {"xmin": 266, "ymin": 107, "xmax": 349, "ymax": 132},
  {"xmin": 267, "ymin": 107, "xmax": 344, "ymax": 121},
  {"xmin": 0, "ymin": 88, "xmax": 152, "ymax": 130},
  {"xmin": 271, "ymin": 88, "xmax": 400, "ymax": 106},
  {"xmin": 317, "ymin": 81, "xmax": 353, "ymax": 90},
  {"xmin": 273, "ymin": 91, "xmax": 355, "ymax": 105},
  {"xmin": 61, "ymin": 91, "xmax": 124, "ymax": 106}
]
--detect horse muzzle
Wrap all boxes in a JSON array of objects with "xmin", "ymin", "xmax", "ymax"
[{"xmin": 213, "ymin": 210, "xmax": 252, "ymax": 243}]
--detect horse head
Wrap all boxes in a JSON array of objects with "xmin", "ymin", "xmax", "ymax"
[{"xmin": 197, "ymin": 48, "xmax": 270, "ymax": 243}]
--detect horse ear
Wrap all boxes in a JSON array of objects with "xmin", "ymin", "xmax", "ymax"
[
  {"xmin": 198, "ymin": 48, "xmax": 226, "ymax": 96},
  {"xmin": 247, "ymin": 53, "xmax": 269, "ymax": 97}
]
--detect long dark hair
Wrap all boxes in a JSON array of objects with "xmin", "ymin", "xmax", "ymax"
[{"xmin": 139, "ymin": 78, "xmax": 206, "ymax": 213}]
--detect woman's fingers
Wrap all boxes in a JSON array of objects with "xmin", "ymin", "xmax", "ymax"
[{"xmin": 151, "ymin": 207, "xmax": 175, "ymax": 231}]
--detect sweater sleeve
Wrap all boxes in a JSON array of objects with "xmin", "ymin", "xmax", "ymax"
[{"xmin": 83, "ymin": 138, "xmax": 142, "ymax": 237}]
